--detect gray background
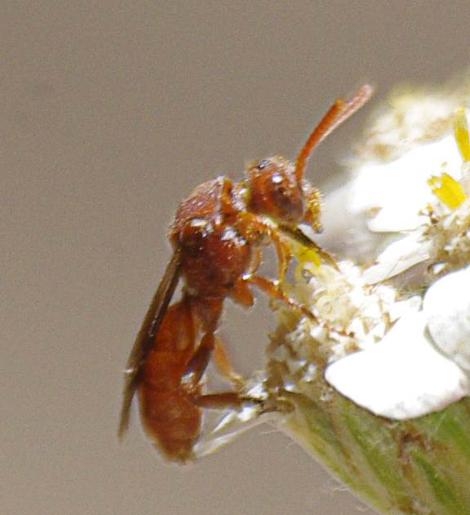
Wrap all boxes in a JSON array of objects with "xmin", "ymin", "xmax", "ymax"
[{"xmin": 3, "ymin": 2, "xmax": 470, "ymax": 514}]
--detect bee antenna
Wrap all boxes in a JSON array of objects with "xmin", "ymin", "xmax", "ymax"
[{"xmin": 294, "ymin": 84, "xmax": 373, "ymax": 181}]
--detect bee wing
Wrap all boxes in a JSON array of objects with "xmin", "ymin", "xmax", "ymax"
[{"xmin": 118, "ymin": 246, "xmax": 183, "ymax": 439}]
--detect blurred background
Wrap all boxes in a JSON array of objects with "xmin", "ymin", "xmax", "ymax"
[{"xmin": 3, "ymin": 2, "xmax": 470, "ymax": 514}]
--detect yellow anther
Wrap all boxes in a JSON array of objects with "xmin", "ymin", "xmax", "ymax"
[
  {"xmin": 428, "ymin": 173, "xmax": 466, "ymax": 209},
  {"xmin": 453, "ymin": 107, "xmax": 470, "ymax": 162}
]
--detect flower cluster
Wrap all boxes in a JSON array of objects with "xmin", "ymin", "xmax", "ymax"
[{"xmin": 275, "ymin": 91, "xmax": 470, "ymax": 421}]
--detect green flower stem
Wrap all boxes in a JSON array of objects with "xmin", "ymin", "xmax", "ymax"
[{"xmin": 279, "ymin": 381, "xmax": 470, "ymax": 514}]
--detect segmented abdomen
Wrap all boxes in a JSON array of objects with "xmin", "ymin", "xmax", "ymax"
[{"xmin": 139, "ymin": 386, "xmax": 201, "ymax": 462}]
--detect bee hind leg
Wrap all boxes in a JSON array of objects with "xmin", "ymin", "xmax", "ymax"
[{"xmin": 190, "ymin": 391, "xmax": 262, "ymax": 409}]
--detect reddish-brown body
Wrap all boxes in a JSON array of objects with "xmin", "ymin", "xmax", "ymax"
[
  {"xmin": 139, "ymin": 299, "xmax": 200, "ymax": 460},
  {"xmin": 171, "ymin": 178, "xmax": 253, "ymax": 302},
  {"xmin": 139, "ymin": 177, "xmax": 259, "ymax": 460},
  {"xmin": 119, "ymin": 85, "xmax": 373, "ymax": 462}
]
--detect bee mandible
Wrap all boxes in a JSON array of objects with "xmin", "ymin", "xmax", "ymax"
[{"xmin": 118, "ymin": 85, "xmax": 373, "ymax": 462}]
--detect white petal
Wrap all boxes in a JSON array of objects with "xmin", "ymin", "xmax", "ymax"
[
  {"xmin": 319, "ymin": 185, "xmax": 386, "ymax": 260},
  {"xmin": 363, "ymin": 232, "xmax": 432, "ymax": 284},
  {"xmin": 319, "ymin": 135, "xmax": 462, "ymax": 261},
  {"xmin": 350, "ymin": 135, "xmax": 462, "ymax": 233},
  {"xmin": 324, "ymin": 312, "xmax": 469, "ymax": 419},
  {"xmin": 424, "ymin": 266, "xmax": 470, "ymax": 371}
]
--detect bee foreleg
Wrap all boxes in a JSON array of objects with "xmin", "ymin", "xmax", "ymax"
[{"xmin": 243, "ymin": 274, "xmax": 317, "ymax": 322}]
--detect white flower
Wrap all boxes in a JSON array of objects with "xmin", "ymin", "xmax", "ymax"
[
  {"xmin": 324, "ymin": 311, "xmax": 469, "ymax": 420},
  {"xmin": 424, "ymin": 266, "xmax": 470, "ymax": 371},
  {"xmin": 318, "ymin": 90, "xmax": 470, "ymax": 420},
  {"xmin": 203, "ymin": 85, "xmax": 470, "ymax": 454}
]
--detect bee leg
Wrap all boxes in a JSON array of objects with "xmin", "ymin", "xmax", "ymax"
[
  {"xmin": 239, "ymin": 212, "xmax": 292, "ymax": 281},
  {"xmin": 269, "ymin": 227, "xmax": 292, "ymax": 283},
  {"xmin": 230, "ymin": 277, "xmax": 255, "ymax": 307},
  {"xmin": 190, "ymin": 391, "xmax": 262, "ymax": 409},
  {"xmin": 213, "ymin": 336, "xmax": 245, "ymax": 389},
  {"xmin": 247, "ymin": 247, "xmax": 262, "ymax": 275},
  {"xmin": 243, "ymin": 274, "xmax": 317, "ymax": 322},
  {"xmin": 182, "ymin": 331, "xmax": 216, "ymax": 385}
]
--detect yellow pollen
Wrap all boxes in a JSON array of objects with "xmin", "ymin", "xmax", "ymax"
[
  {"xmin": 453, "ymin": 107, "xmax": 470, "ymax": 162},
  {"xmin": 293, "ymin": 245, "xmax": 321, "ymax": 282},
  {"xmin": 428, "ymin": 172, "xmax": 466, "ymax": 209}
]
